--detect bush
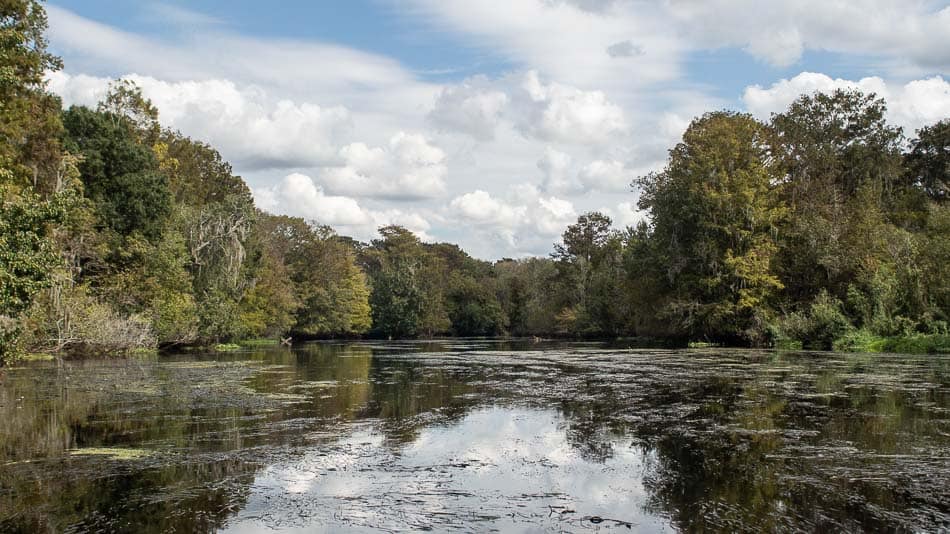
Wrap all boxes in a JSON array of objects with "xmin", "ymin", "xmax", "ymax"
[
  {"xmin": 881, "ymin": 334, "xmax": 950, "ymax": 354},
  {"xmin": 833, "ymin": 329, "xmax": 887, "ymax": 352},
  {"xmin": 778, "ymin": 290, "xmax": 852, "ymax": 350},
  {"xmin": 22, "ymin": 282, "xmax": 155, "ymax": 355}
]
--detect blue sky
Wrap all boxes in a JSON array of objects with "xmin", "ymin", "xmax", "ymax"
[
  {"xmin": 45, "ymin": 1, "xmax": 950, "ymax": 259},
  {"xmin": 52, "ymin": 0, "xmax": 516, "ymax": 80}
]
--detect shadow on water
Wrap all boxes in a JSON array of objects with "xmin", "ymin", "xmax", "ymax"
[{"xmin": 1, "ymin": 341, "xmax": 948, "ymax": 532}]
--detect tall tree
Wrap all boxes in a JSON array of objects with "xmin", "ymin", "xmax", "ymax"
[
  {"xmin": 0, "ymin": 0, "xmax": 67, "ymax": 361},
  {"xmin": 904, "ymin": 120, "xmax": 949, "ymax": 204},
  {"xmin": 62, "ymin": 106, "xmax": 171, "ymax": 241},
  {"xmin": 637, "ymin": 111, "xmax": 786, "ymax": 344},
  {"xmin": 769, "ymin": 90, "xmax": 904, "ymax": 305}
]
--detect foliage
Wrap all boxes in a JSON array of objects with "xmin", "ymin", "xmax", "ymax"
[
  {"xmin": 2, "ymin": 0, "xmax": 947, "ymax": 356},
  {"xmin": 777, "ymin": 290, "xmax": 852, "ymax": 350},
  {"xmin": 0, "ymin": 188, "xmax": 65, "ymax": 359},
  {"xmin": 61, "ymin": 106, "xmax": 171, "ymax": 240},
  {"xmin": 904, "ymin": 120, "xmax": 949, "ymax": 203},
  {"xmin": 635, "ymin": 112, "xmax": 785, "ymax": 345}
]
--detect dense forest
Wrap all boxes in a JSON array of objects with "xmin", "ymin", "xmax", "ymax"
[{"xmin": 1, "ymin": 1, "xmax": 947, "ymax": 364}]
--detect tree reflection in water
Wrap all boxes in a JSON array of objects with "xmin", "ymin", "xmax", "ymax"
[{"xmin": 0, "ymin": 342, "xmax": 947, "ymax": 532}]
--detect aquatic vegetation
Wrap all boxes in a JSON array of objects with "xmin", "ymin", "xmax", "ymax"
[
  {"xmin": 1, "ymin": 341, "xmax": 947, "ymax": 532},
  {"xmin": 69, "ymin": 447, "xmax": 152, "ymax": 460}
]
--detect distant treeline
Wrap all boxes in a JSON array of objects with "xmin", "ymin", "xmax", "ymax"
[{"xmin": 1, "ymin": 1, "xmax": 947, "ymax": 363}]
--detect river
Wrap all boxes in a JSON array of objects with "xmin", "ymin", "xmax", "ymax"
[{"xmin": 1, "ymin": 340, "xmax": 948, "ymax": 532}]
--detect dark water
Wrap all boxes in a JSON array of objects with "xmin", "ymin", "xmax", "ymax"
[{"xmin": 1, "ymin": 341, "xmax": 948, "ymax": 533}]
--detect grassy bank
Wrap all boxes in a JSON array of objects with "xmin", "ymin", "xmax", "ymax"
[{"xmin": 833, "ymin": 331, "xmax": 950, "ymax": 354}]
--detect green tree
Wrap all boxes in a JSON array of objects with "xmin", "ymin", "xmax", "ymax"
[
  {"xmin": 446, "ymin": 275, "xmax": 507, "ymax": 336},
  {"xmin": 365, "ymin": 226, "xmax": 442, "ymax": 338},
  {"xmin": 769, "ymin": 90, "xmax": 903, "ymax": 305},
  {"xmin": 289, "ymin": 225, "xmax": 371, "ymax": 337},
  {"xmin": 0, "ymin": 189, "xmax": 64, "ymax": 359},
  {"xmin": 637, "ymin": 111, "xmax": 785, "ymax": 344},
  {"xmin": 62, "ymin": 106, "xmax": 172, "ymax": 240},
  {"xmin": 904, "ymin": 119, "xmax": 949, "ymax": 204},
  {"xmin": 0, "ymin": 0, "xmax": 63, "ymax": 193},
  {"xmin": 552, "ymin": 212, "xmax": 628, "ymax": 336},
  {"xmin": 0, "ymin": 0, "xmax": 67, "ymax": 361}
]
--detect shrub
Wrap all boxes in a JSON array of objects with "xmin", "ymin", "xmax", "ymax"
[{"xmin": 778, "ymin": 290, "xmax": 852, "ymax": 350}]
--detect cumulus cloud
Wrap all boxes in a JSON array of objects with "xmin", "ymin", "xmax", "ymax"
[
  {"xmin": 518, "ymin": 71, "xmax": 627, "ymax": 144},
  {"xmin": 321, "ymin": 132, "xmax": 448, "ymax": 200},
  {"xmin": 450, "ymin": 190, "xmax": 526, "ymax": 227},
  {"xmin": 428, "ymin": 78, "xmax": 509, "ymax": 140},
  {"xmin": 254, "ymin": 173, "xmax": 371, "ymax": 226},
  {"xmin": 578, "ymin": 159, "xmax": 631, "ymax": 193},
  {"xmin": 428, "ymin": 71, "xmax": 628, "ymax": 146},
  {"xmin": 448, "ymin": 185, "xmax": 576, "ymax": 252},
  {"xmin": 48, "ymin": 72, "xmax": 351, "ymax": 170},
  {"xmin": 603, "ymin": 201, "xmax": 646, "ymax": 229},
  {"xmin": 254, "ymin": 173, "xmax": 433, "ymax": 241},
  {"xmin": 537, "ymin": 147, "xmax": 578, "ymax": 193},
  {"xmin": 743, "ymin": 72, "xmax": 950, "ymax": 135}
]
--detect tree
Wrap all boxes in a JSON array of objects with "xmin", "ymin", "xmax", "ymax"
[
  {"xmin": 180, "ymin": 196, "xmax": 253, "ymax": 342},
  {"xmin": 289, "ymin": 225, "xmax": 371, "ymax": 337},
  {"xmin": 370, "ymin": 254, "xmax": 424, "ymax": 338},
  {"xmin": 636, "ymin": 111, "xmax": 786, "ymax": 344},
  {"xmin": 367, "ymin": 226, "xmax": 424, "ymax": 338},
  {"xmin": 97, "ymin": 79, "xmax": 160, "ymax": 144},
  {"xmin": 0, "ymin": 0, "xmax": 67, "ymax": 362},
  {"xmin": 769, "ymin": 90, "xmax": 904, "ymax": 305},
  {"xmin": 446, "ymin": 275, "xmax": 507, "ymax": 336},
  {"xmin": 62, "ymin": 106, "xmax": 172, "ymax": 241},
  {"xmin": 0, "ymin": 190, "xmax": 64, "ymax": 359},
  {"xmin": 552, "ymin": 212, "xmax": 627, "ymax": 336},
  {"xmin": 238, "ymin": 212, "xmax": 300, "ymax": 338},
  {"xmin": 904, "ymin": 120, "xmax": 949, "ymax": 204},
  {"xmin": 157, "ymin": 130, "xmax": 252, "ymax": 207},
  {"xmin": 0, "ymin": 0, "xmax": 63, "ymax": 192}
]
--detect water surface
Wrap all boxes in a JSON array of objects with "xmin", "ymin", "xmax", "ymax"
[{"xmin": 1, "ymin": 341, "xmax": 948, "ymax": 532}]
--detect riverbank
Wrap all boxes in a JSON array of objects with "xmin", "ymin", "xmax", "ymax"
[{"xmin": 9, "ymin": 331, "xmax": 949, "ymax": 366}]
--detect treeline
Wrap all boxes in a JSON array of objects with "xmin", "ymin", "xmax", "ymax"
[{"xmin": 1, "ymin": 2, "xmax": 948, "ymax": 363}]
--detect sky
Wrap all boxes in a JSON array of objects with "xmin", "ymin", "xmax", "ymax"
[{"xmin": 45, "ymin": 0, "xmax": 950, "ymax": 259}]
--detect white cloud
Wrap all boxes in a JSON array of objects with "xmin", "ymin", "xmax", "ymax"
[
  {"xmin": 537, "ymin": 147, "xmax": 577, "ymax": 193},
  {"xmin": 428, "ymin": 78, "xmax": 509, "ymax": 140},
  {"xmin": 321, "ymin": 132, "xmax": 447, "ymax": 200},
  {"xmin": 535, "ymin": 195, "xmax": 577, "ymax": 235},
  {"xmin": 48, "ymin": 72, "xmax": 351, "ymax": 170},
  {"xmin": 428, "ymin": 71, "xmax": 628, "ymax": 146},
  {"xmin": 603, "ymin": 201, "xmax": 646, "ymax": 229},
  {"xmin": 450, "ymin": 190, "xmax": 526, "ymax": 227},
  {"xmin": 667, "ymin": 0, "xmax": 950, "ymax": 70},
  {"xmin": 578, "ymin": 159, "xmax": 630, "ymax": 193},
  {"xmin": 447, "ymin": 186, "xmax": 576, "ymax": 253},
  {"xmin": 518, "ymin": 71, "xmax": 626, "ymax": 145},
  {"xmin": 254, "ymin": 173, "xmax": 434, "ymax": 241},
  {"xmin": 254, "ymin": 173, "xmax": 371, "ymax": 226},
  {"xmin": 743, "ymin": 72, "xmax": 950, "ymax": 135}
]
